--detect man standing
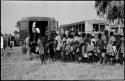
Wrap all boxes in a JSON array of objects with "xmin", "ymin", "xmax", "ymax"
[
  {"xmin": 55, "ymin": 31, "xmax": 62, "ymax": 60},
  {"xmin": 101, "ymin": 30, "xmax": 109, "ymax": 45},
  {"xmin": 8, "ymin": 34, "xmax": 15, "ymax": 48},
  {"xmin": 1, "ymin": 34, "xmax": 4, "ymax": 56},
  {"xmin": 31, "ymin": 22, "xmax": 41, "ymax": 44}
]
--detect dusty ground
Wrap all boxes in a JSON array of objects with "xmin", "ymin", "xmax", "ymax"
[{"xmin": 1, "ymin": 47, "xmax": 124, "ymax": 80}]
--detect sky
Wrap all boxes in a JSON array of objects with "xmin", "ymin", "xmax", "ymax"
[{"xmin": 1, "ymin": 1, "xmax": 100, "ymax": 35}]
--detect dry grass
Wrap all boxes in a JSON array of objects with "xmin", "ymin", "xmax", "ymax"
[{"xmin": 1, "ymin": 47, "xmax": 124, "ymax": 80}]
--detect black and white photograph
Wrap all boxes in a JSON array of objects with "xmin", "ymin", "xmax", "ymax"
[{"xmin": 1, "ymin": 0, "xmax": 124, "ymax": 80}]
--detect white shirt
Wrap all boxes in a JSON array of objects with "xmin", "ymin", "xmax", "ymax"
[
  {"xmin": 62, "ymin": 38, "xmax": 66, "ymax": 42},
  {"xmin": 61, "ymin": 38, "xmax": 66, "ymax": 45},
  {"xmin": 55, "ymin": 35, "xmax": 61, "ymax": 50},
  {"xmin": 55, "ymin": 35, "xmax": 61, "ymax": 43},
  {"xmin": 74, "ymin": 36, "xmax": 78, "ymax": 42},
  {"xmin": 91, "ymin": 38, "xmax": 96, "ymax": 45},
  {"xmin": 66, "ymin": 38, "xmax": 71, "ymax": 44},
  {"xmin": 70, "ymin": 38, "xmax": 73, "ymax": 43},
  {"xmin": 36, "ymin": 28, "xmax": 40, "ymax": 33},
  {"xmin": 1, "ymin": 36, "xmax": 4, "ymax": 48}
]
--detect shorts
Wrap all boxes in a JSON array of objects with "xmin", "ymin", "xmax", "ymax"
[{"xmin": 10, "ymin": 41, "xmax": 14, "ymax": 45}]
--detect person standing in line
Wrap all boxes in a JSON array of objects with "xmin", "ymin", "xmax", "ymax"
[
  {"xmin": 55, "ymin": 31, "xmax": 62, "ymax": 60},
  {"xmin": 110, "ymin": 32, "xmax": 116, "ymax": 46},
  {"xmin": 109, "ymin": 32, "xmax": 117, "ymax": 56},
  {"xmin": 96, "ymin": 33, "xmax": 106, "ymax": 64},
  {"xmin": 101, "ymin": 30, "xmax": 109, "ymax": 45}
]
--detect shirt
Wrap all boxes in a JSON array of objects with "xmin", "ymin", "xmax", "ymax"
[
  {"xmin": 110, "ymin": 36, "xmax": 116, "ymax": 42},
  {"xmin": 74, "ymin": 36, "xmax": 78, "ymax": 42},
  {"xmin": 36, "ymin": 28, "xmax": 40, "ymax": 33},
  {"xmin": 101, "ymin": 34, "xmax": 106, "ymax": 41},
  {"xmin": 87, "ymin": 43, "xmax": 94, "ymax": 52},
  {"xmin": 79, "ymin": 37, "xmax": 84, "ymax": 44},
  {"xmin": 55, "ymin": 35, "xmax": 61, "ymax": 50},
  {"xmin": 62, "ymin": 38, "xmax": 66, "ymax": 43},
  {"xmin": 9, "ymin": 36, "xmax": 14, "ymax": 41},
  {"xmin": 32, "ymin": 27, "xmax": 37, "ymax": 33},
  {"xmin": 107, "ymin": 43, "xmax": 113, "ymax": 53},
  {"xmin": 37, "ymin": 38, "xmax": 44, "ymax": 54},
  {"xmin": 1, "ymin": 36, "xmax": 4, "ymax": 48},
  {"xmin": 25, "ymin": 36, "xmax": 30, "ymax": 47},
  {"xmin": 66, "ymin": 38, "xmax": 71, "ymax": 44},
  {"xmin": 55, "ymin": 35, "xmax": 61, "ymax": 42},
  {"xmin": 96, "ymin": 39, "xmax": 105, "ymax": 50},
  {"xmin": 91, "ymin": 38, "xmax": 96, "ymax": 45}
]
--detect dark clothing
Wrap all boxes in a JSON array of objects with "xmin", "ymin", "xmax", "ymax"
[
  {"xmin": 49, "ymin": 42, "xmax": 55, "ymax": 60},
  {"xmin": 106, "ymin": 35, "xmax": 109, "ymax": 45},
  {"xmin": 31, "ymin": 24, "xmax": 41, "ymax": 43},
  {"xmin": 96, "ymin": 39, "xmax": 106, "ymax": 51},
  {"xmin": 8, "ymin": 36, "xmax": 15, "ymax": 47},
  {"xmin": 56, "ymin": 50, "xmax": 61, "ymax": 60},
  {"xmin": 30, "ymin": 33, "xmax": 39, "ymax": 43},
  {"xmin": 3, "ymin": 39, "xmax": 7, "ymax": 50},
  {"xmin": 101, "ymin": 34, "xmax": 109, "ymax": 45},
  {"xmin": 8, "ymin": 36, "xmax": 15, "ymax": 41}
]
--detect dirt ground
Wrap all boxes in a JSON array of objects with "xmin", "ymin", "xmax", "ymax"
[{"xmin": 1, "ymin": 47, "xmax": 124, "ymax": 80}]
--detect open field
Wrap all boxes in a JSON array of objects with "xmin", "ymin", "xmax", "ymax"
[{"xmin": 1, "ymin": 47, "xmax": 124, "ymax": 80}]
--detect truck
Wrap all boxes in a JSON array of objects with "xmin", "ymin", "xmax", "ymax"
[{"xmin": 18, "ymin": 17, "xmax": 58, "ymax": 45}]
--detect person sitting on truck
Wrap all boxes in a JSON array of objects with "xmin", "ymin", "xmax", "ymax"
[{"xmin": 31, "ymin": 22, "xmax": 41, "ymax": 44}]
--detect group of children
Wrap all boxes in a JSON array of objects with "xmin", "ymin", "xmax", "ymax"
[{"xmin": 52, "ymin": 30, "xmax": 124, "ymax": 65}]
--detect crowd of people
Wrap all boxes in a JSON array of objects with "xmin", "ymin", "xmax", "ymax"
[
  {"xmin": 23, "ymin": 22, "xmax": 124, "ymax": 65},
  {"xmin": 1, "ymin": 27, "xmax": 124, "ymax": 66},
  {"xmin": 41, "ymin": 29, "xmax": 124, "ymax": 65},
  {"xmin": 3, "ymin": 21, "xmax": 123, "ymax": 66}
]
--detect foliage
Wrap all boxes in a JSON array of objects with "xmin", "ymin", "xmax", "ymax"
[{"xmin": 95, "ymin": 1, "xmax": 124, "ymax": 24}]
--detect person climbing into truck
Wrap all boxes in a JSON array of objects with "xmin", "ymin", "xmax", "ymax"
[{"xmin": 31, "ymin": 22, "xmax": 41, "ymax": 44}]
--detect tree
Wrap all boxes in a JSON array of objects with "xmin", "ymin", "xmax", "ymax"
[{"xmin": 95, "ymin": 1, "xmax": 124, "ymax": 24}]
